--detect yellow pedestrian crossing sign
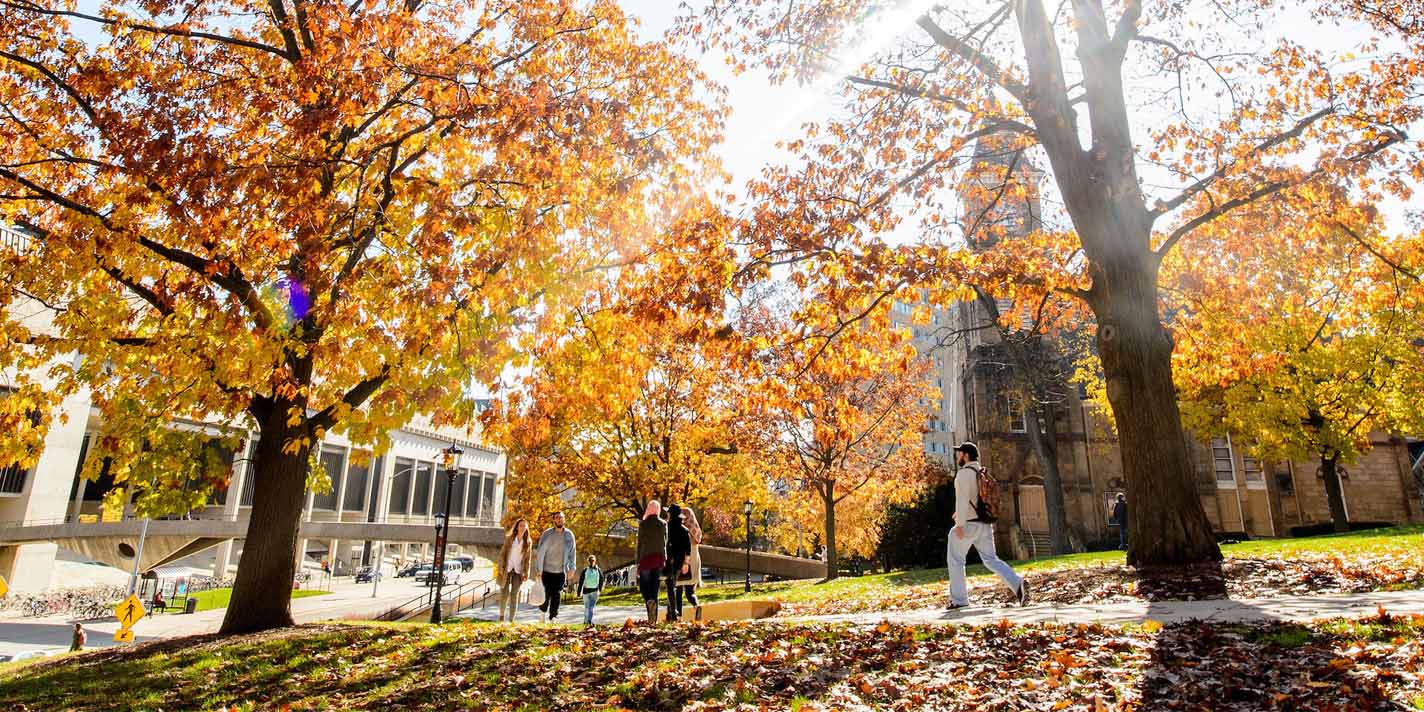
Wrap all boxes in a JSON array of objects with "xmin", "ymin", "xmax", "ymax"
[
  {"xmin": 0, "ymin": 574, "xmax": 8, "ymax": 598},
  {"xmin": 115, "ymin": 594, "xmax": 146, "ymax": 629},
  {"xmin": 113, "ymin": 628, "xmax": 134, "ymax": 643}
]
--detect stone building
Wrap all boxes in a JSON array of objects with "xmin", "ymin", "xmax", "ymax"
[{"xmin": 941, "ymin": 140, "xmax": 1423, "ymax": 557}]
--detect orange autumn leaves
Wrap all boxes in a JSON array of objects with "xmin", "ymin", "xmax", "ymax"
[{"xmin": 0, "ymin": 0, "xmax": 721, "ymax": 506}]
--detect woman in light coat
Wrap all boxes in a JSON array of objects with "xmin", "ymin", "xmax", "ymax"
[
  {"xmin": 677, "ymin": 506, "xmax": 704, "ymax": 608},
  {"xmin": 497, "ymin": 518, "xmax": 533, "ymax": 622}
]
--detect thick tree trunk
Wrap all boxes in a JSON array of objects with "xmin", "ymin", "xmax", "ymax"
[
  {"xmin": 1025, "ymin": 401, "xmax": 1072, "ymax": 555},
  {"xmin": 1094, "ymin": 260, "xmax": 1222, "ymax": 567},
  {"xmin": 822, "ymin": 485, "xmax": 838, "ymax": 581},
  {"xmin": 1319, "ymin": 452, "xmax": 1350, "ymax": 533},
  {"xmin": 219, "ymin": 411, "xmax": 311, "ymax": 635}
]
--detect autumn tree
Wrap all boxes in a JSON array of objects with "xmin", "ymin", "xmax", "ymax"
[
  {"xmin": 0, "ymin": 0, "xmax": 718, "ymax": 633},
  {"xmin": 487, "ymin": 206, "xmax": 772, "ymax": 554},
  {"xmin": 1171, "ymin": 197, "xmax": 1424, "ymax": 533},
  {"xmin": 757, "ymin": 300, "xmax": 931, "ymax": 578},
  {"xmin": 697, "ymin": 0, "xmax": 1423, "ymax": 565}
]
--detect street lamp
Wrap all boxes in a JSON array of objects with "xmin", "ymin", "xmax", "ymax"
[
  {"xmin": 743, "ymin": 500, "xmax": 753, "ymax": 593},
  {"xmin": 430, "ymin": 444, "xmax": 463, "ymax": 624}
]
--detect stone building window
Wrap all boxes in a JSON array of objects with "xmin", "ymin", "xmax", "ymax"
[
  {"xmin": 1007, "ymin": 396, "xmax": 1026, "ymax": 433},
  {"xmin": 1211, "ymin": 438, "xmax": 1236, "ymax": 488},
  {"xmin": 1242, "ymin": 456, "xmax": 1266, "ymax": 489}
]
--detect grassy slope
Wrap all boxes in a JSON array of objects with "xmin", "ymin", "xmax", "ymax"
[
  {"xmin": 2, "ymin": 615, "xmax": 1422, "ymax": 710},
  {"xmin": 592, "ymin": 524, "xmax": 1424, "ymax": 608}
]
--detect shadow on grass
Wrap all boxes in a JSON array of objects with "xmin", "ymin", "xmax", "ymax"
[{"xmin": 1137, "ymin": 613, "xmax": 1413, "ymax": 709}]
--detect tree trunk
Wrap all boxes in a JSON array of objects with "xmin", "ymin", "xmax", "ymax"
[
  {"xmin": 219, "ymin": 410, "xmax": 311, "ymax": 635},
  {"xmin": 1025, "ymin": 401, "xmax": 1072, "ymax": 555},
  {"xmin": 1319, "ymin": 452, "xmax": 1350, "ymax": 533},
  {"xmin": 822, "ymin": 484, "xmax": 838, "ymax": 581},
  {"xmin": 1094, "ymin": 260, "xmax": 1222, "ymax": 567}
]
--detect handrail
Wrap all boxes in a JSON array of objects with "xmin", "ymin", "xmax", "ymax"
[{"xmin": 373, "ymin": 574, "xmax": 495, "ymax": 622}]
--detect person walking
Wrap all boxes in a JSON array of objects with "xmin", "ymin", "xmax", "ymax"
[
  {"xmin": 677, "ymin": 506, "xmax": 704, "ymax": 611},
  {"xmin": 664, "ymin": 503, "xmax": 692, "ymax": 622},
  {"xmin": 70, "ymin": 623, "xmax": 85, "ymax": 652},
  {"xmin": 1111, "ymin": 494, "xmax": 1128, "ymax": 550},
  {"xmin": 533, "ymin": 512, "xmax": 577, "ymax": 621},
  {"xmin": 947, "ymin": 442, "xmax": 1028, "ymax": 610},
  {"xmin": 636, "ymin": 500, "xmax": 668, "ymax": 624},
  {"xmin": 576, "ymin": 554, "xmax": 605, "ymax": 626},
  {"xmin": 497, "ymin": 517, "xmax": 533, "ymax": 622}
]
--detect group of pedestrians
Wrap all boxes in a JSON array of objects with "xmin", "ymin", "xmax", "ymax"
[
  {"xmin": 496, "ymin": 511, "xmax": 581, "ymax": 623},
  {"xmin": 495, "ymin": 505, "xmax": 703, "ymax": 625},
  {"xmin": 634, "ymin": 500, "xmax": 703, "ymax": 623},
  {"xmin": 490, "ymin": 441, "xmax": 1033, "ymax": 624}
]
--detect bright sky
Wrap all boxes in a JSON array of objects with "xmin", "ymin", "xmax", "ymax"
[{"xmin": 620, "ymin": 1, "xmax": 1412, "ymax": 233}]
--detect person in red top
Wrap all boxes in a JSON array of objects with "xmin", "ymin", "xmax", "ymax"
[{"xmin": 635, "ymin": 500, "xmax": 668, "ymax": 624}]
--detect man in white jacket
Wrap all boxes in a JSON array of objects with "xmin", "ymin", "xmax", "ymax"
[{"xmin": 948, "ymin": 441, "xmax": 1028, "ymax": 610}]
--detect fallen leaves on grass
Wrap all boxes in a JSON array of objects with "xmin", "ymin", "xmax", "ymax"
[
  {"xmin": 780, "ymin": 552, "xmax": 1424, "ymax": 615},
  {"xmin": 4, "ymin": 613, "xmax": 1424, "ymax": 710}
]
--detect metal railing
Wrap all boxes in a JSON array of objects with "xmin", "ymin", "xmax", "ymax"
[
  {"xmin": 373, "ymin": 575, "xmax": 494, "ymax": 622},
  {"xmin": 0, "ymin": 224, "xmax": 33, "ymax": 253}
]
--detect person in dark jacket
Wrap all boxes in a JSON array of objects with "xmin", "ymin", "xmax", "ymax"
[
  {"xmin": 664, "ymin": 503, "xmax": 692, "ymax": 622},
  {"xmin": 576, "ymin": 554, "xmax": 604, "ymax": 626},
  {"xmin": 636, "ymin": 500, "xmax": 668, "ymax": 624},
  {"xmin": 1112, "ymin": 494, "xmax": 1128, "ymax": 550}
]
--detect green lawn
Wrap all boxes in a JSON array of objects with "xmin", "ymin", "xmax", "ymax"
[
  {"xmin": 161, "ymin": 587, "xmax": 330, "ymax": 613},
  {"xmin": 592, "ymin": 524, "xmax": 1424, "ymax": 608}
]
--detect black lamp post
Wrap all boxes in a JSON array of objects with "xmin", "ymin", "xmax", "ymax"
[
  {"xmin": 743, "ymin": 500, "xmax": 753, "ymax": 593},
  {"xmin": 430, "ymin": 444, "xmax": 462, "ymax": 624}
]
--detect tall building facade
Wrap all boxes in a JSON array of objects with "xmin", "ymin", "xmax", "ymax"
[{"xmin": 888, "ymin": 296, "xmax": 959, "ymax": 467}]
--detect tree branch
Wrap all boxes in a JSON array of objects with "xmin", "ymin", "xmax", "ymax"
[
  {"xmin": 915, "ymin": 14, "xmax": 1030, "ymax": 104},
  {"xmin": 1150, "ymin": 106, "xmax": 1335, "ymax": 219}
]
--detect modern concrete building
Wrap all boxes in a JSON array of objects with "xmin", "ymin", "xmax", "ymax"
[
  {"xmin": 888, "ymin": 296, "xmax": 959, "ymax": 468},
  {"xmin": 0, "ymin": 224, "xmax": 508, "ymax": 593}
]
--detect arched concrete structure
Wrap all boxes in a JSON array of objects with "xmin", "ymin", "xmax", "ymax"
[{"xmin": 0, "ymin": 519, "xmax": 504, "ymax": 574}]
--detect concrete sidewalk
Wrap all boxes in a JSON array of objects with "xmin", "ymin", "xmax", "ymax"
[
  {"xmin": 786, "ymin": 588, "xmax": 1424, "ymax": 627},
  {"xmin": 7, "ymin": 587, "xmax": 1421, "ymax": 658},
  {"xmin": 458, "ymin": 589, "xmax": 1424, "ymax": 629},
  {"xmin": 0, "ymin": 577, "xmax": 433, "ymax": 657}
]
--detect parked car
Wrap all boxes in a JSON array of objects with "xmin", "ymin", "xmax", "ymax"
[
  {"xmin": 395, "ymin": 563, "xmax": 423, "ymax": 578},
  {"xmin": 411, "ymin": 565, "xmax": 436, "ymax": 583},
  {"xmin": 354, "ymin": 566, "xmax": 382, "ymax": 584},
  {"xmin": 452, "ymin": 555, "xmax": 475, "ymax": 572},
  {"xmin": 418, "ymin": 561, "xmax": 462, "ymax": 586}
]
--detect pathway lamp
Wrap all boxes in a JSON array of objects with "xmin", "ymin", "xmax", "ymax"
[
  {"xmin": 430, "ymin": 444, "xmax": 463, "ymax": 623},
  {"xmin": 743, "ymin": 500, "xmax": 754, "ymax": 593}
]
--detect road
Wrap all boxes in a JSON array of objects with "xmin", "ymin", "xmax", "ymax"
[{"xmin": 0, "ymin": 576, "xmax": 440, "ymax": 658}]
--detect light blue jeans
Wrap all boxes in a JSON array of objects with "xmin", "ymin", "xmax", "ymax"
[
  {"xmin": 947, "ymin": 521, "xmax": 1023, "ymax": 606},
  {"xmin": 582, "ymin": 592, "xmax": 599, "ymax": 624}
]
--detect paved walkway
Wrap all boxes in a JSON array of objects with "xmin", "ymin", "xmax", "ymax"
[
  {"xmin": 0, "ymin": 577, "xmax": 432, "ymax": 657},
  {"xmin": 8, "ymin": 587, "xmax": 1422, "ymax": 658},
  {"xmin": 785, "ymin": 588, "xmax": 1424, "ymax": 627},
  {"xmin": 456, "ymin": 589, "xmax": 1424, "ymax": 628}
]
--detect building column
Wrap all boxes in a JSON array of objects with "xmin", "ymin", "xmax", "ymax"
[{"xmin": 211, "ymin": 440, "xmax": 249, "ymax": 578}]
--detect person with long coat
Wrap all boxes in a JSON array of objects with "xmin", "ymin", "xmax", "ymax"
[
  {"xmin": 664, "ymin": 503, "xmax": 692, "ymax": 622},
  {"xmin": 635, "ymin": 500, "xmax": 668, "ymax": 624},
  {"xmin": 677, "ymin": 507, "xmax": 704, "ymax": 609}
]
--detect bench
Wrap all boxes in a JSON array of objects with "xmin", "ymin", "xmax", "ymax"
[{"xmin": 147, "ymin": 598, "xmax": 181, "ymax": 614}]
